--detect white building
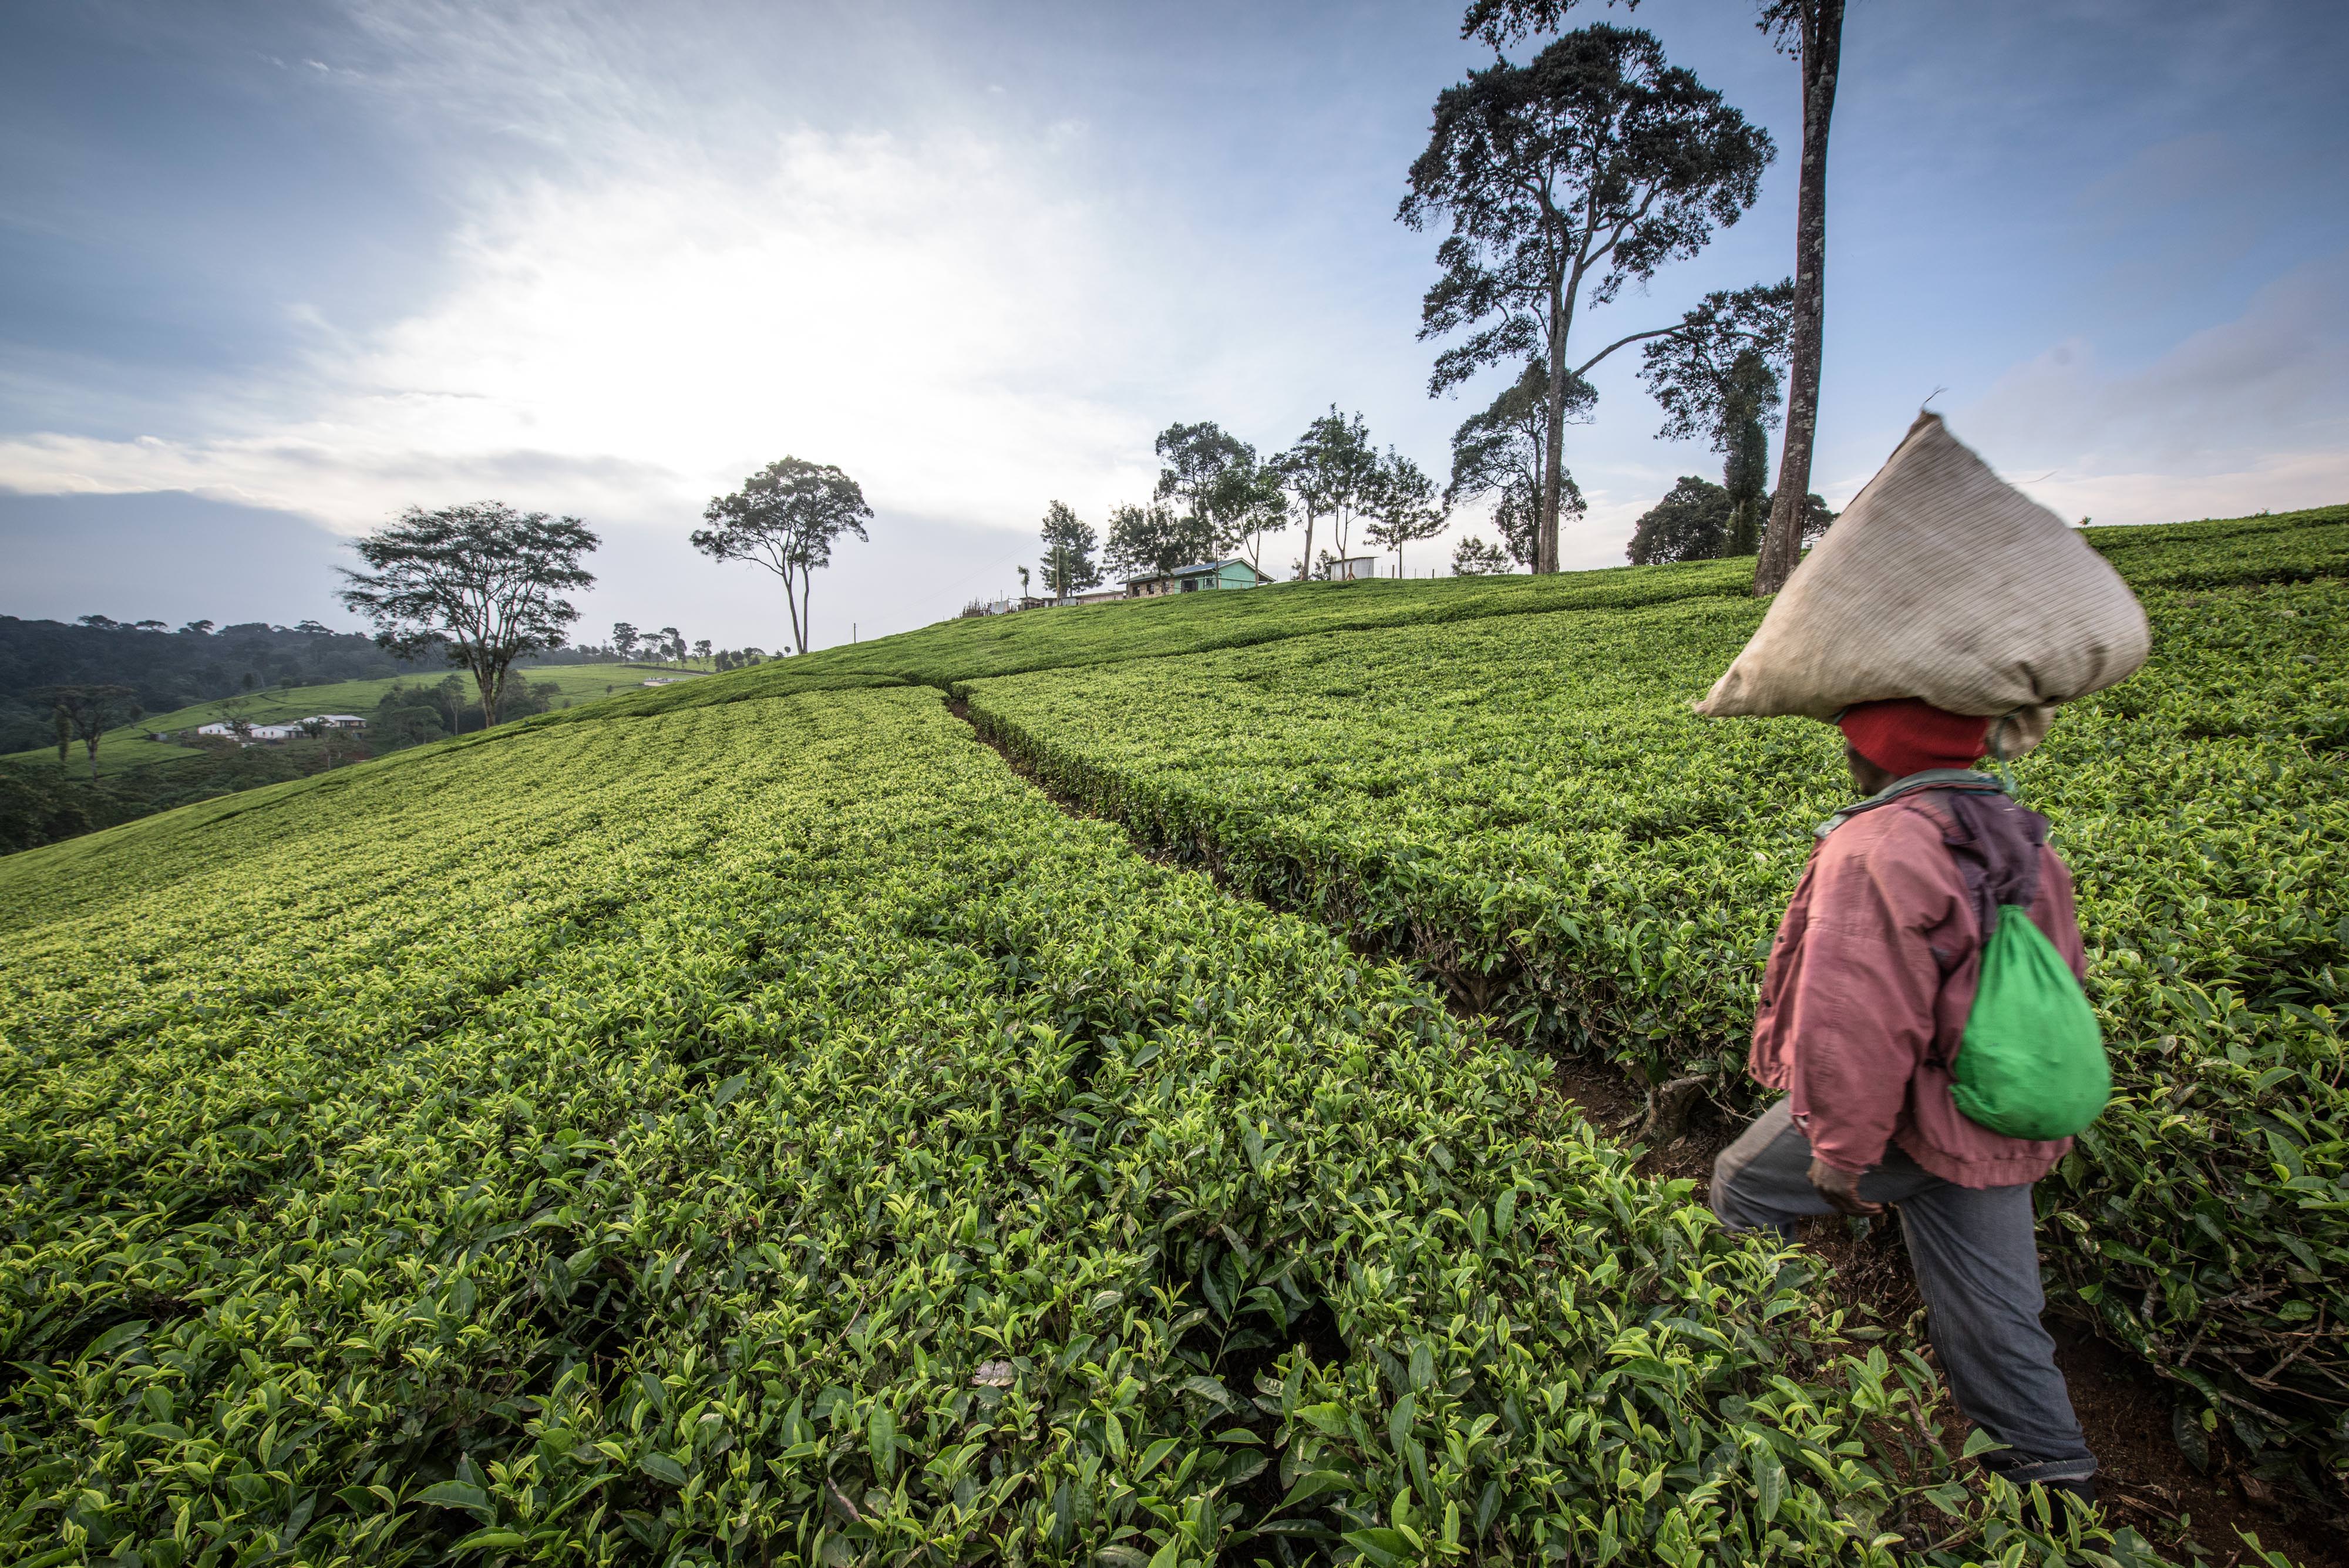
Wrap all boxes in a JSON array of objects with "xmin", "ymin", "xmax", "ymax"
[{"xmin": 193, "ymin": 714, "xmax": 367, "ymax": 743}]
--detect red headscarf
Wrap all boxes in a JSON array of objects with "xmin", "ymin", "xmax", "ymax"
[{"xmin": 1836, "ymin": 698, "xmax": 1991, "ymax": 778}]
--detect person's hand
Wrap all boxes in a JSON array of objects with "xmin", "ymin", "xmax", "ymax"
[{"xmin": 1807, "ymin": 1158, "xmax": 1884, "ymax": 1217}]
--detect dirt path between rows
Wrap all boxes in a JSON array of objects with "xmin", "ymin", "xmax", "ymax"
[{"xmin": 946, "ymin": 697, "xmax": 2343, "ymax": 1568}]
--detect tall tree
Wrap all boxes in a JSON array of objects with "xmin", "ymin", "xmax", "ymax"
[
  {"xmin": 1462, "ymin": 0, "xmax": 1845, "ymax": 593},
  {"xmin": 1154, "ymin": 423, "xmax": 1250, "ymax": 540},
  {"xmin": 1039, "ymin": 501, "xmax": 1105, "ymax": 597},
  {"xmin": 1638, "ymin": 280, "xmax": 1792, "ymax": 555},
  {"xmin": 1220, "ymin": 460, "xmax": 1291, "ymax": 576},
  {"xmin": 337, "ymin": 502, "xmax": 598, "ymax": 728},
  {"xmin": 658, "ymin": 626, "xmax": 683, "ymax": 662},
  {"xmin": 692, "ymin": 638, "xmax": 712, "ymax": 665},
  {"xmin": 1626, "ymin": 475, "xmax": 1734, "ymax": 564},
  {"xmin": 693, "ymin": 457, "xmax": 873, "ymax": 655},
  {"xmin": 36, "ymin": 685, "xmax": 143, "ymax": 780},
  {"xmin": 1274, "ymin": 408, "xmax": 1381, "ymax": 578},
  {"xmin": 1627, "ymin": 473, "xmax": 1835, "ymax": 564},
  {"xmin": 1445, "ymin": 358, "xmax": 1594, "ymax": 567},
  {"xmin": 1735, "ymin": 0, "xmax": 1845, "ymax": 592},
  {"xmin": 1364, "ymin": 450, "xmax": 1449, "ymax": 576},
  {"xmin": 1401, "ymin": 24, "xmax": 1771, "ymax": 574},
  {"xmin": 611, "ymin": 622, "xmax": 639, "ymax": 661},
  {"xmin": 1102, "ymin": 503, "xmax": 1209, "ymax": 581}
]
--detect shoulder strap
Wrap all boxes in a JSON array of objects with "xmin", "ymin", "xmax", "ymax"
[{"xmin": 1814, "ymin": 769, "xmax": 2006, "ymax": 840}]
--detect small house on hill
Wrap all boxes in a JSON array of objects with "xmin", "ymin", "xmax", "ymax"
[
  {"xmin": 1321, "ymin": 556, "xmax": 1381, "ymax": 582},
  {"xmin": 1124, "ymin": 559, "xmax": 1275, "ymax": 598}
]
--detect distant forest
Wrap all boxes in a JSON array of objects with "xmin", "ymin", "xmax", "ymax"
[{"xmin": 0, "ymin": 615, "xmax": 617, "ymax": 754}]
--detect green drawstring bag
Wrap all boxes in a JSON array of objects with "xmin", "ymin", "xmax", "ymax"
[{"xmin": 1954, "ymin": 904, "xmax": 2110, "ymax": 1139}]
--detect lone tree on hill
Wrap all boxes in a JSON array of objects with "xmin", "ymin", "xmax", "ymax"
[
  {"xmin": 1461, "ymin": 0, "xmax": 1849, "ymax": 595},
  {"xmin": 1639, "ymin": 280, "xmax": 1793, "ymax": 556},
  {"xmin": 1039, "ymin": 502, "xmax": 1105, "ymax": 598},
  {"xmin": 337, "ymin": 502, "xmax": 598, "ymax": 729},
  {"xmin": 611, "ymin": 622, "xmax": 639, "ymax": 661},
  {"xmin": 36, "ymin": 685, "xmax": 141, "ymax": 779},
  {"xmin": 1274, "ymin": 408, "xmax": 1381, "ymax": 577},
  {"xmin": 1445, "ymin": 358, "xmax": 1593, "ymax": 567},
  {"xmin": 1400, "ymin": 23, "xmax": 1772, "ymax": 574},
  {"xmin": 694, "ymin": 457, "xmax": 873, "ymax": 655},
  {"xmin": 1364, "ymin": 449, "xmax": 1449, "ymax": 576}
]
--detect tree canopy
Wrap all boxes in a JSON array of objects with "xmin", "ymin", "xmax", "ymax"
[
  {"xmin": 1450, "ymin": 535, "xmax": 1516, "ymax": 576},
  {"xmin": 1363, "ymin": 449, "xmax": 1448, "ymax": 574},
  {"xmin": 1400, "ymin": 24, "xmax": 1772, "ymax": 573},
  {"xmin": 1626, "ymin": 475, "xmax": 1835, "ymax": 565},
  {"xmin": 1038, "ymin": 501, "xmax": 1105, "ymax": 597},
  {"xmin": 1102, "ymin": 503, "xmax": 1208, "ymax": 582},
  {"xmin": 336, "ymin": 501, "xmax": 598, "ymax": 727},
  {"xmin": 1446, "ymin": 359, "xmax": 1593, "ymax": 568},
  {"xmin": 693, "ymin": 458, "xmax": 872, "ymax": 655},
  {"xmin": 33, "ymin": 684, "xmax": 141, "ymax": 779},
  {"xmin": 1640, "ymin": 281, "xmax": 1792, "ymax": 554},
  {"xmin": 1274, "ymin": 408, "xmax": 1381, "ymax": 578}
]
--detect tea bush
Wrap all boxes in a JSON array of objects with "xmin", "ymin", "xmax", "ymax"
[
  {"xmin": 0, "ymin": 689, "xmax": 2161, "ymax": 1564},
  {"xmin": 964, "ymin": 525, "xmax": 2349, "ymax": 1490}
]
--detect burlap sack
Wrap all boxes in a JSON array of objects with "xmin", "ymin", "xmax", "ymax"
[{"xmin": 1694, "ymin": 412, "xmax": 2148, "ymax": 755}]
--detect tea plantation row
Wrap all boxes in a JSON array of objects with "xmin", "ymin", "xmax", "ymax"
[
  {"xmin": 959, "ymin": 513, "xmax": 2349, "ymax": 1495},
  {"xmin": 0, "ymin": 689, "xmax": 2162, "ymax": 1564}
]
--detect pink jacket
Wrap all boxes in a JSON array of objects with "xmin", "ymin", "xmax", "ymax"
[{"xmin": 1748, "ymin": 790, "xmax": 2085, "ymax": 1189}]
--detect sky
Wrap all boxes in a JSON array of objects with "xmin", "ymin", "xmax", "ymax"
[{"xmin": 2, "ymin": 0, "xmax": 2344, "ymax": 650}]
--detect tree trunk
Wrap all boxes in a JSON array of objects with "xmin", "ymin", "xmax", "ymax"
[
  {"xmin": 1298, "ymin": 511, "xmax": 1316, "ymax": 582},
  {"xmin": 1539, "ymin": 292, "xmax": 1570, "ymax": 575},
  {"xmin": 1754, "ymin": 0, "xmax": 1843, "ymax": 597},
  {"xmin": 782, "ymin": 566, "xmax": 807, "ymax": 655}
]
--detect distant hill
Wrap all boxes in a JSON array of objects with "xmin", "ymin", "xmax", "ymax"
[
  {"xmin": 0, "ymin": 659, "xmax": 706, "ymax": 851},
  {"xmin": 0, "ymin": 615, "xmax": 423, "ymax": 753}
]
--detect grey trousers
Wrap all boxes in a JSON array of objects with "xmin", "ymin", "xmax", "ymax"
[{"xmin": 1712, "ymin": 1099, "xmax": 2096, "ymax": 1484}]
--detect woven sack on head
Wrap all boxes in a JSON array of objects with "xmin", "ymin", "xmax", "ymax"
[{"xmin": 1694, "ymin": 412, "xmax": 2149, "ymax": 755}]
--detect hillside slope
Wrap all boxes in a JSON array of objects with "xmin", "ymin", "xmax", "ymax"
[
  {"xmin": 2, "ymin": 505, "xmax": 2339, "ymax": 1563},
  {"xmin": 1, "ymin": 660, "xmax": 706, "ymax": 776},
  {"xmin": 966, "ymin": 525, "xmax": 2349, "ymax": 1500},
  {"xmin": 0, "ymin": 685, "xmax": 2165, "ymax": 1566}
]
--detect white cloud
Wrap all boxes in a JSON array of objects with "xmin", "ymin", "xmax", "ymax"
[
  {"xmin": 1948, "ymin": 255, "xmax": 2349, "ymax": 523},
  {"xmin": 0, "ymin": 127, "xmax": 1182, "ymax": 540}
]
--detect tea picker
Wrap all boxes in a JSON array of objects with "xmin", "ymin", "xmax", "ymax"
[{"xmin": 1699, "ymin": 413, "xmax": 2148, "ymax": 1517}]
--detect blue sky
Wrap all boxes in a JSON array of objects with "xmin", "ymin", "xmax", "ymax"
[{"xmin": 3, "ymin": 0, "xmax": 2343, "ymax": 648}]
